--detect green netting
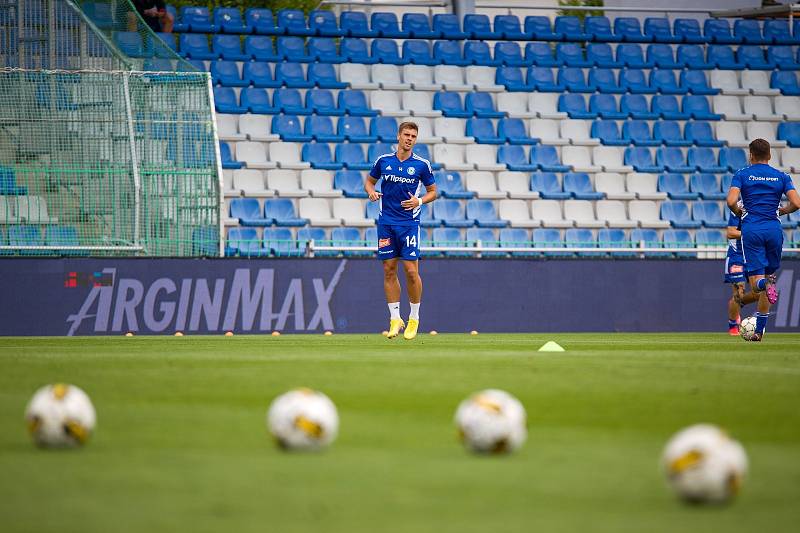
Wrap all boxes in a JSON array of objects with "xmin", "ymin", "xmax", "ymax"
[{"xmin": 0, "ymin": 68, "xmax": 221, "ymax": 256}]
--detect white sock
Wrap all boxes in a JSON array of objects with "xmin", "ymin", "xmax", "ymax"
[
  {"xmin": 409, "ymin": 302, "xmax": 420, "ymax": 320},
  {"xmin": 388, "ymin": 302, "xmax": 400, "ymax": 320}
]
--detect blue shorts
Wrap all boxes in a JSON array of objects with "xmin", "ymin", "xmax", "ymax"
[
  {"xmin": 377, "ymin": 223, "xmax": 421, "ymax": 261},
  {"xmin": 741, "ymin": 226, "xmax": 783, "ymax": 277},
  {"xmin": 724, "ymin": 257, "xmax": 746, "ymax": 284}
]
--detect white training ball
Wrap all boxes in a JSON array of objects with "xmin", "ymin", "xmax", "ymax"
[
  {"xmin": 455, "ymin": 389, "xmax": 527, "ymax": 454},
  {"xmin": 739, "ymin": 316, "xmax": 758, "ymax": 341},
  {"xmin": 25, "ymin": 384, "xmax": 96, "ymax": 448},
  {"xmin": 267, "ymin": 388, "xmax": 339, "ymax": 451},
  {"xmin": 662, "ymin": 424, "xmax": 748, "ymax": 504}
]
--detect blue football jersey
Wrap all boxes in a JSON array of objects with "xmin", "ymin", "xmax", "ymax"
[
  {"xmin": 730, "ymin": 164, "xmax": 796, "ymax": 229},
  {"xmin": 369, "ymin": 151, "xmax": 435, "ymax": 226},
  {"xmin": 726, "ymin": 211, "xmax": 744, "ymax": 262}
]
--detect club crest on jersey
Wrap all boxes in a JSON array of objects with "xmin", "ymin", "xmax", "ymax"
[
  {"xmin": 407, "ymin": 167, "xmax": 415, "ymax": 175},
  {"xmin": 378, "ymin": 238, "xmax": 391, "ymax": 248}
]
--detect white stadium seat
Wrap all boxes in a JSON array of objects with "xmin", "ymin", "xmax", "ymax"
[
  {"xmin": 594, "ymin": 172, "xmax": 635, "ymax": 200},
  {"xmin": 466, "ymin": 66, "xmax": 503, "ymax": 92},
  {"xmin": 434, "ymin": 65, "xmax": 471, "ymax": 92},
  {"xmin": 301, "ymin": 169, "xmax": 342, "ymax": 198},
  {"xmin": 333, "ymin": 198, "xmax": 374, "ymax": 227},
  {"xmin": 372, "ymin": 64, "xmax": 410, "ymax": 91},
  {"xmin": 593, "ymin": 146, "xmax": 633, "ymax": 173},
  {"xmin": 715, "ymin": 122, "xmax": 750, "ymax": 147},
  {"xmin": 497, "ymin": 92, "xmax": 534, "ymax": 118},
  {"xmin": 629, "ymin": 200, "xmax": 670, "ymax": 228},
  {"xmin": 15, "ymin": 196, "xmax": 57, "ymax": 223},
  {"xmin": 270, "ymin": 142, "xmax": 309, "ymax": 170},
  {"xmin": 434, "ymin": 143, "xmax": 473, "ymax": 171},
  {"xmin": 710, "ymin": 70, "xmax": 749, "ymax": 96},
  {"xmin": 713, "ymin": 95, "xmax": 751, "ymax": 121},
  {"xmin": 216, "ymin": 114, "xmax": 246, "ymax": 141},
  {"xmin": 236, "ymin": 141, "xmax": 275, "ymax": 170},
  {"xmin": 497, "ymin": 171, "xmax": 540, "ymax": 199},
  {"xmin": 626, "ymin": 173, "xmax": 667, "ymax": 200},
  {"xmin": 402, "ymin": 91, "xmax": 441, "ymax": 118},
  {"xmin": 746, "ymin": 121, "xmax": 786, "ymax": 148},
  {"xmin": 743, "ymin": 96, "xmax": 780, "ymax": 122},
  {"xmin": 564, "ymin": 200, "xmax": 604, "ymax": 228},
  {"xmin": 466, "ymin": 145, "xmax": 506, "ymax": 172},
  {"xmin": 267, "ymin": 169, "xmax": 308, "ymax": 197},
  {"xmin": 529, "ymin": 93, "xmax": 567, "ymax": 119},
  {"xmin": 465, "ymin": 171, "xmax": 507, "ymax": 199},
  {"xmin": 299, "ymin": 198, "xmax": 340, "ymax": 226},
  {"xmin": 239, "ymin": 114, "xmax": 279, "ymax": 142},
  {"xmin": 370, "ymin": 90, "xmax": 405, "ymax": 117},
  {"xmin": 596, "ymin": 200, "xmax": 637, "ymax": 228},
  {"xmin": 403, "ymin": 65, "xmax": 441, "ymax": 91},
  {"xmin": 561, "ymin": 120, "xmax": 600, "ymax": 146},
  {"xmin": 340, "ymin": 63, "xmax": 378, "ymax": 90},
  {"xmin": 434, "ymin": 117, "xmax": 472, "ymax": 144},
  {"xmin": 530, "ymin": 199, "xmax": 573, "ymax": 228},
  {"xmin": 232, "ymin": 169, "xmax": 274, "ymax": 197},
  {"xmin": 562, "ymin": 146, "xmax": 601, "ymax": 173},
  {"xmin": 775, "ymin": 96, "xmax": 800, "ymax": 120},
  {"xmin": 740, "ymin": 70, "xmax": 780, "ymax": 96},
  {"xmin": 498, "ymin": 199, "xmax": 540, "ymax": 228},
  {"xmin": 530, "ymin": 118, "xmax": 568, "ymax": 145}
]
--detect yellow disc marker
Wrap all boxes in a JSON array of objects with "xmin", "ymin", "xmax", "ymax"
[
  {"xmin": 124, "ymin": 332, "xmax": 134, "ymax": 337},
  {"xmin": 324, "ymin": 331, "xmax": 333, "ymax": 336},
  {"xmin": 271, "ymin": 331, "xmax": 281, "ymax": 336},
  {"xmin": 429, "ymin": 330, "xmax": 438, "ymax": 336},
  {"xmin": 174, "ymin": 332, "xmax": 184, "ymax": 337},
  {"xmin": 224, "ymin": 331, "xmax": 234, "ymax": 337},
  {"xmin": 470, "ymin": 330, "xmax": 478, "ymax": 336}
]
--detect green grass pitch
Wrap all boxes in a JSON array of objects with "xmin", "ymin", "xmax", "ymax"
[{"xmin": 1, "ymin": 333, "xmax": 799, "ymax": 533}]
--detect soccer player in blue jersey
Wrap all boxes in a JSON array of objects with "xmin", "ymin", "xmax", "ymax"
[
  {"xmin": 724, "ymin": 207, "xmax": 758, "ymax": 335},
  {"xmin": 727, "ymin": 139, "xmax": 800, "ymax": 341},
  {"xmin": 365, "ymin": 122, "xmax": 437, "ymax": 340}
]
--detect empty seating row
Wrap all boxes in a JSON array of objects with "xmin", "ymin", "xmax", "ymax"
[
  {"xmin": 0, "ymin": 225, "xmax": 82, "ymax": 256},
  {"xmin": 0, "ymin": 195, "xmax": 58, "ymax": 223}
]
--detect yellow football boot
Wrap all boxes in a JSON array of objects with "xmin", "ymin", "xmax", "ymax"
[
  {"xmin": 403, "ymin": 319, "xmax": 419, "ymax": 340},
  {"xmin": 387, "ymin": 319, "xmax": 405, "ymax": 339}
]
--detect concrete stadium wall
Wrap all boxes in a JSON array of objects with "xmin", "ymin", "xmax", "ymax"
[{"xmin": 1, "ymin": 258, "xmax": 799, "ymax": 335}]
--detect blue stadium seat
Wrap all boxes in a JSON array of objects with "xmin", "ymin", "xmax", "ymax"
[
  {"xmin": 306, "ymin": 89, "xmax": 343, "ymax": 116},
  {"xmin": 620, "ymin": 68, "xmax": 656, "ymax": 94},
  {"xmin": 308, "ymin": 38, "xmax": 343, "ymax": 63},
  {"xmin": 531, "ymin": 145, "xmax": 570, "ymax": 172},
  {"xmin": 308, "ymin": 63, "xmax": 347, "ymax": 89},
  {"xmin": 213, "ymin": 87, "xmax": 246, "ymax": 114},
  {"xmin": 464, "ymin": 14, "xmax": 500, "ymax": 40},
  {"xmin": 661, "ymin": 201, "xmax": 700, "ymax": 228},
  {"xmin": 598, "ymin": 228, "xmax": 635, "ymax": 257},
  {"xmin": 339, "ymin": 90, "xmax": 378, "ymax": 116},
  {"xmin": 688, "ymin": 147, "xmax": 726, "ymax": 173},
  {"xmin": 494, "ymin": 14, "xmax": 528, "ymax": 40},
  {"xmin": 335, "ymin": 143, "xmax": 370, "ymax": 170},
  {"xmin": 245, "ymin": 8, "xmax": 279, "ymax": 36},
  {"xmin": 499, "ymin": 118, "xmax": 539, "ymax": 145},
  {"xmin": 0, "ymin": 167, "xmax": 27, "ymax": 195},
  {"xmin": 226, "ymin": 227, "xmax": 266, "ymax": 257},
  {"xmin": 467, "ymin": 199, "xmax": 508, "ymax": 228},
  {"xmin": 181, "ymin": 6, "xmax": 216, "ymax": 33},
  {"xmin": 466, "ymin": 118, "xmax": 503, "ymax": 144},
  {"xmin": 213, "ymin": 35, "xmax": 249, "ymax": 61},
  {"xmin": 272, "ymin": 115, "xmax": 311, "ymax": 142},
  {"xmin": 115, "ymin": 32, "xmax": 147, "ymax": 58},
  {"xmin": 620, "ymin": 94, "xmax": 659, "ymax": 119},
  {"xmin": 371, "ymin": 12, "xmax": 406, "ymax": 38},
  {"xmin": 433, "ymin": 14, "xmax": 468, "ymax": 40},
  {"xmin": 275, "ymin": 62, "xmax": 313, "ymax": 88},
  {"xmin": 658, "ymin": 173, "xmax": 697, "ymax": 199},
  {"xmin": 498, "ymin": 145, "xmax": 538, "ymax": 172},
  {"xmin": 566, "ymin": 229, "xmax": 603, "ymax": 257},
  {"xmin": 592, "ymin": 120, "xmax": 628, "ymax": 146},
  {"xmin": 590, "ymin": 94, "xmax": 627, "ymax": 119},
  {"xmin": 772, "ymin": 71, "xmax": 800, "ymax": 95},
  {"xmin": 404, "ymin": 13, "xmax": 439, "ymax": 39},
  {"xmin": 495, "ymin": 42, "xmax": 527, "ymax": 67},
  {"xmin": 499, "ymin": 228, "xmax": 536, "ymax": 257},
  {"xmin": 496, "ymin": 67, "xmax": 528, "ymax": 92},
  {"xmin": 683, "ymin": 95, "xmax": 722, "ymax": 120},
  {"xmin": 277, "ymin": 36, "xmax": 312, "ymax": 62},
  {"xmin": 708, "ymin": 45, "xmax": 744, "ymax": 70},
  {"xmin": 265, "ymin": 198, "xmax": 308, "ymax": 226},
  {"xmin": 41, "ymin": 225, "xmax": 81, "ymax": 256},
  {"xmin": 277, "ymin": 9, "xmax": 312, "ymax": 36},
  {"xmin": 734, "ymin": 19, "xmax": 768, "ymax": 45},
  {"xmin": 219, "ymin": 142, "xmax": 242, "ymax": 169},
  {"xmin": 433, "ymin": 199, "xmax": 472, "ymax": 227},
  {"xmin": 533, "ymin": 228, "xmax": 570, "ymax": 257},
  {"xmin": 211, "ymin": 60, "xmax": 247, "ymax": 87},
  {"xmin": 617, "ymin": 43, "xmax": 653, "ymax": 68},
  {"xmin": 332, "ymin": 227, "xmax": 370, "ymax": 258},
  {"xmin": 306, "ymin": 115, "xmax": 343, "ymax": 143},
  {"xmin": 464, "ymin": 40, "xmax": 500, "ymax": 66},
  {"xmin": 693, "ymin": 200, "xmax": 727, "ymax": 228},
  {"xmin": 435, "ymin": 171, "xmax": 474, "ymax": 199},
  {"xmin": 653, "ymin": 94, "xmax": 690, "ymax": 120},
  {"xmin": 334, "ymin": 170, "xmax": 367, "ymax": 198},
  {"xmin": 341, "ymin": 38, "xmax": 377, "ymax": 64},
  {"xmin": 338, "ymin": 116, "xmax": 377, "ymax": 143},
  {"xmin": 419, "ymin": 203, "xmax": 439, "ymax": 227},
  {"xmin": 241, "ymin": 87, "xmax": 277, "ymax": 113},
  {"xmin": 433, "ymin": 40, "xmax": 469, "ymax": 66},
  {"xmin": 558, "ymin": 94, "xmax": 597, "ymax": 119},
  {"xmin": 695, "ymin": 229, "xmax": 725, "ymax": 251},
  {"xmin": 297, "ymin": 228, "xmax": 332, "ymax": 256},
  {"xmin": 585, "ymin": 16, "xmax": 619, "ymax": 42},
  {"xmin": 264, "ymin": 228, "xmax": 303, "ymax": 257},
  {"xmin": 738, "ymin": 45, "xmax": 775, "ymax": 70},
  {"xmin": 644, "ymin": 18, "xmax": 680, "ymax": 43},
  {"xmin": 674, "ymin": 18, "xmax": 705, "ymax": 44},
  {"xmin": 414, "ymin": 144, "xmax": 442, "ymax": 170},
  {"xmin": 273, "ymin": 88, "xmax": 310, "ymax": 114},
  {"xmin": 650, "ymin": 69, "xmax": 687, "ymax": 95},
  {"xmin": 657, "ymin": 147, "xmax": 693, "ymax": 173},
  {"xmin": 370, "ymin": 116, "xmax": 398, "ymax": 142},
  {"xmin": 152, "ymin": 32, "xmax": 178, "ymax": 59},
  {"xmin": 434, "ymin": 91, "xmax": 471, "ymax": 118},
  {"xmin": 663, "ymin": 229, "xmax": 696, "ymax": 258},
  {"xmin": 647, "ymin": 44, "xmax": 681, "ymax": 69},
  {"xmin": 555, "ymin": 16, "xmax": 588, "ymax": 42},
  {"xmin": 764, "ymin": 20, "xmax": 800, "ymax": 45},
  {"xmin": 525, "ymin": 16, "xmax": 559, "ymax": 41},
  {"xmin": 558, "ymin": 67, "xmax": 595, "ymax": 93},
  {"xmin": 779, "ymin": 122, "xmax": 800, "ymax": 147},
  {"xmin": 403, "ymin": 40, "xmax": 438, "ymax": 66},
  {"xmin": 556, "ymin": 43, "xmax": 592, "ymax": 68},
  {"xmin": 677, "ymin": 44, "xmax": 713, "ymax": 69},
  {"xmin": 615, "ymin": 17, "xmax": 651, "ymax": 42},
  {"xmin": 690, "ymin": 173, "xmax": 725, "ymax": 200},
  {"xmin": 587, "ymin": 43, "xmax": 623, "ymax": 68},
  {"xmin": 432, "ymin": 227, "xmax": 468, "ymax": 256},
  {"xmin": 372, "ymin": 38, "xmax": 407, "ymax": 65},
  {"xmin": 564, "ymin": 172, "xmax": 603, "ymax": 200},
  {"xmin": 531, "ymin": 172, "xmax": 569, "ymax": 199},
  {"xmin": 626, "ymin": 120, "xmax": 661, "ymax": 146},
  {"xmin": 303, "ymin": 143, "xmax": 342, "ymax": 170},
  {"xmin": 630, "ymin": 228, "xmax": 668, "ymax": 257},
  {"xmin": 245, "ymin": 36, "xmax": 280, "ymax": 61},
  {"xmin": 653, "ymin": 121, "xmax": 691, "ymax": 147},
  {"xmin": 365, "ymin": 199, "xmax": 381, "ymax": 222},
  {"xmin": 467, "ymin": 228, "xmax": 504, "ymax": 257},
  {"xmin": 309, "ymin": 10, "xmax": 343, "ymax": 37},
  {"xmin": 179, "ymin": 34, "xmax": 217, "ymax": 60},
  {"xmin": 680, "ymin": 71, "xmax": 719, "ymax": 95},
  {"xmin": 231, "ymin": 198, "xmax": 270, "ymax": 226},
  {"xmin": 685, "ymin": 122, "xmax": 723, "ymax": 147},
  {"xmin": 466, "ymin": 92, "xmax": 505, "ymax": 118},
  {"xmin": 719, "ymin": 147, "xmax": 748, "ymax": 172},
  {"xmin": 704, "ymin": 19, "xmax": 739, "ymax": 44},
  {"xmin": 589, "ymin": 68, "xmax": 625, "ymax": 93},
  {"xmin": 526, "ymin": 42, "xmax": 561, "ymax": 67},
  {"xmin": 625, "ymin": 147, "xmax": 661, "ymax": 172},
  {"xmin": 340, "ymin": 11, "xmax": 377, "ymax": 38},
  {"xmin": 769, "ymin": 46, "xmax": 800, "ymax": 70},
  {"xmin": 528, "ymin": 66, "xmax": 564, "ymax": 92}
]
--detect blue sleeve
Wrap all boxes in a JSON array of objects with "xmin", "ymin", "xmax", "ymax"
[
  {"xmin": 730, "ymin": 172, "xmax": 742, "ymax": 189},
  {"xmin": 369, "ymin": 158, "xmax": 381, "ymax": 180},
  {"xmin": 421, "ymin": 165, "xmax": 435, "ymax": 187},
  {"xmin": 727, "ymin": 212, "xmax": 739, "ymax": 227},
  {"xmin": 784, "ymin": 173, "xmax": 796, "ymax": 193}
]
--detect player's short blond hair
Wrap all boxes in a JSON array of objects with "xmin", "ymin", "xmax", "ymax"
[{"xmin": 398, "ymin": 121, "xmax": 419, "ymax": 134}]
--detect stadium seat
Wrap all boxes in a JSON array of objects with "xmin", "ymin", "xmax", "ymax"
[
  {"xmin": 328, "ymin": 227, "xmax": 366, "ymax": 257},
  {"xmin": 592, "ymin": 120, "xmax": 628, "ymax": 146},
  {"xmin": 309, "ymin": 10, "xmax": 343, "ymax": 37},
  {"xmin": 590, "ymin": 94, "xmax": 626, "ymax": 119},
  {"xmin": 779, "ymin": 122, "xmax": 800, "ymax": 147},
  {"xmin": 305, "ymin": 89, "xmax": 342, "ymax": 116},
  {"xmin": 494, "ymin": 14, "xmax": 527, "ymax": 40},
  {"xmin": 615, "ymin": 17, "xmax": 650, "ymax": 42},
  {"xmin": 531, "ymin": 201, "xmax": 572, "ymax": 228},
  {"xmin": 219, "ymin": 142, "xmax": 242, "ymax": 170},
  {"xmin": 564, "ymin": 172, "xmax": 603, "ymax": 200},
  {"xmin": 710, "ymin": 70, "xmax": 749, "ymax": 95},
  {"xmin": 704, "ymin": 19, "xmax": 739, "ymax": 44},
  {"xmin": 404, "ymin": 65, "xmax": 440, "ymax": 91},
  {"xmin": 692, "ymin": 200, "xmax": 727, "ymax": 228},
  {"xmin": 594, "ymin": 146, "xmax": 633, "ymax": 173},
  {"xmin": 734, "ymin": 19, "xmax": 768, "ymax": 45},
  {"xmin": 621, "ymin": 94, "xmax": 659, "ymax": 120},
  {"xmin": 527, "ymin": 66, "xmax": 564, "ymax": 92},
  {"xmin": 465, "ymin": 118, "xmax": 501, "ymax": 145},
  {"xmin": 245, "ymin": 8, "xmax": 279, "ymax": 35},
  {"xmin": 435, "ymin": 171, "xmax": 474, "ymax": 199},
  {"xmin": 660, "ymin": 201, "xmax": 701, "ymax": 228},
  {"xmin": 531, "ymin": 172, "xmax": 570, "ymax": 200},
  {"xmin": 719, "ymin": 147, "xmax": 748, "ymax": 172},
  {"xmin": 433, "ymin": 40, "xmax": 469, "ymax": 66},
  {"xmin": 263, "ymin": 228, "xmax": 302, "ymax": 257},
  {"xmin": 768, "ymin": 46, "xmax": 800, "ymax": 70},
  {"xmin": 558, "ymin": 94, "xmax": 596, "ymax": 119},
  {"xmin": 625, "ymin": 147, "xmax": 661, "ymax": 172},
  {"xmin": 272, "ymin": 88, "xmax": 309, "ymax": 115},
  {"xmin": 653, "ymin": 121, "xmax": 691, "ymax": 147},
  {"xmin": 644, "ymin": 18, "xmax": 680, "ymax": 43},
  {"xmin": 339, "ymin": 90, "xmax": 379, "ymax": 116},
  {"xmin": 341, "ymin": 38, "xmax": 376, "ymax": 64},
  {"xmin": 657, "ymin": 147, "xmax": 693, "ymax": 173},
  {"xmin": 680, "ymin": 71, "xmax": 719, "ymax": 95},
  {"xmin": 565, "ymin": 228, "xmax": 602, "ymax": 256},
  {"xmin": 554, "ymin": 16, "xmax": 588, "ymax": 42},
  {"xmin": 559, "ymin": 66, "xmax": 595, "ymax": 93},
  {"xmin": 496, "ymin": 145, "xmax": 535, "ymax": 172},
  {"xmin": 684, "ymin": 95, "xmax": 722, "ymax": 120},
  {"xmin": 372, "ymin": 39, "xmax": 407, "ymax": 65},
  {"xmin": 267, "ymin": 169, "xmax": 306, "ymax": 197},
  {"xmin": 532, "ymin": 228, "xmax": 570, "ymax": 257},
  {"xmin": 244, "ymin": 37, "xmax": 279, "ymax": 62},
  {"xmin": 596, "ymin": 201, "xmax": 636, "ymax": 228},
  {"xmin": 525, "ymin": 16, "xmax": 558, "ymax": 41},
  {"xmin": 182, "ymin": 6, "xmax": 216, "ymax": 33},
  {"xmin": 430, "ymin": 227, "xmax": 466, "ymax": 256},
  {"xmin": 371, "ymin": 12, "xmax": 406, "ymax": 38},
  {"xmin": 230, "ymin": 198, "xmax": 270, "ymax": 226},
  {"xmin": 0, "ymin": 167, "xmax": 27, "ymax": 195},
  {"xmin": 464, "ymin": 171, "xmax": 504, "ymax": 199},
  {"xmin": 433, "ymin": 199, "xmax": 472, "ymax": 227},
  {"xmin": 306, "ymin": 63, "xmax": 345, "ymax": 89},
  {"xmin": 708, "ymin": 45, "xmax": 744, "ymax": 70},
  {"xmin": 465, "ymin": 92, "xmax": 504, "ymax": 118},
  {"xmin": 688, "ymin": 147, "xmax": 726, "ymax": 173},
  {"xmin": 685, "ymin": 122, "xmax": 724, "ymax": 147},
  {"xmin": 498, "ymin": 172, "xmax": 540, "ymax": 200},
  {"xmin": 587, "ymin": 45, "xmax": 623, "ymax": 69},
  {"xmin": 276, "ymin": 62, "xmax": 314, "ymax": 88},
  {"xmin": 225, "ymin": 227, "xmax": 266, "ymax": 257},
  {"xmin": 654, "ymin": 95, "xmax": 690, "ymax": 120},
  {"xmin": 213, "ymin": 35, "xmax": 249, "ymax": 62},
  {"xmin": 307, "ymin": 38, "xmax": 343, "ymax": 64},
  {"xmin": 595, "ymin": 172, "xmax": 635, "ymax": 200},
  {"xmin": 557, "ymin": 43, "xmax": 592, "ymax": 68},
  {"xmin": 658, "ymin": 173, "xmax": 697, "ymax": 200},
  {"xmin": 211, "ymin": 60, "xmax": 247, "ymax": 87},
  {"xmin": 650, "ymin": 69, "xmax": 687, "ymax": 95},
  {"xmin": 276, "ymin": 9, "xmax": 311, "ymax": 36},
  {"xmin": 621, "ymin": 68, "xmax": 656, "ymax": 94},
  {"xmin": 663, "ymin": 229, "xmax": 696, "ymax": 258},
  {"xmin": 403, "ymin": 41, "xmax": 438, "ymax": 66},
  {"xmin": 625, "ymin": 120, "xmax": 660, "ymax": 147},
  {"xmin": 776, "ymin": 96, "xmax": 800, "ymax": 120},
  {"xmin": 690, "ymin": 174, "xmax": 724, "ymax": 200},
  {"xmin": 334, "ymin": 170, "xmax": 367, "ymax": 198},
  {"xmin": 333, "ymin": 198, "xmax": 373, "ymax": 227},
  {"xmin": 234, "ymin": 141, "xmax": 272, "ymax": 170},
  {"xmin": 271, "ymin": 142, "xmax": 310, "ymax": 170},
  {"xmin": 213, "ymin": 87, "xmax": 247, "ymax": 114},
  {"xmin": 341, "ymin": 63, "xmax": 378, "ymax": 90},
  {"xmin": 563, "ymin": 146, "xmax": 601, "ymax": 172},
  {"xmin": 561, "ymin": 120, "xmax": 600, "ymax": 147},
  {"xmin": 617, "ymin": 43, "xmax": 653, "ymax": 68},
  {"xmin": 630, "ymin": 201, "xmax": 670, "ymax": 229},
  {"xmin": 467, "ymin": 199, "xmax": 508, "ymax": 227},
  {"xmin": 115, "ymin": 32, "xmax": 147, "ymax": 58},
  {"xmin": 304, "ymin": 116, "xmax": 341, "ymax": 143},
  {"xmin": 585, "ymin": 16, "xmax": 619, "ymax": 42},
  {"xmin": 695, "ymin": 229, "xmax": 726, "ymax": 256},
  {"xmin": 433, "ymin": 91, "xmax": 471, "ymax": 118},
  {"xmin": 179, "ymin": 34, "xmax": 217, "ymax": 60},
  {"xmin": 496, "ymin": 66, "xmax": 529, "ymax": 92},
  {"xmin": 738, "ymin": 45, "xmax": 775, "ymax": 70},
  {"xmin": 464, "ymin": 41, "xmax": 500, "ymax": 67},
  {"xmin": 495, "ymin": 42, "xmax": 527, "ymax": 67},
  {"xmin": 240, "ymin": 88, "xmax": 276, "ymax": 114},
  {"xmin": 340, "ymin": 11, "xmax": 377, "ymax": 38},
  {"xmin": 527, "ymin": 42, "xmax": 560, "ymax": 67},
  {"xmin": 433, "ymin": 13, "xmax": 468, "ymax": 40},
  {"xmin": 265, "ymin": 198, "xmax": 309, "ymax": 226},
  {"xmin": 673, "ymin": 18, "xmax": 704, "ymax": 43},
  {"xmin": 298, "ymin": 227, "xmax": 333, "ymax": 256},
  {"xmin": 764, "ymin": 19, "xmax": 800, "ymax": 45},
  {"xmin": 298, "ymin": 197, "xmax": 340, "ymax": 226},
  {"xmin": 498, "ymin": 201, "xmax": 538, "ymax": 229},
  {"xmin": 231, "ymin": 169, "xmax": 270, "ymax": 197},
  {"xmin": 532, "ymin": 145, "xmax": 570, "ymax": 172},
  {"xmin": 674, "ymin": 44, "xmax": 711, "ymax": 70},
  {"xmin": 772, "ymin": 71, "xmax": 800, "ymax": 95},
  {"xmin": 404, "ymin": 13, "xmax": 439, "ymax": 39},
  {"xmin": 464, "ymin": 14, "xmax": 500, "ymax": 40}
]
